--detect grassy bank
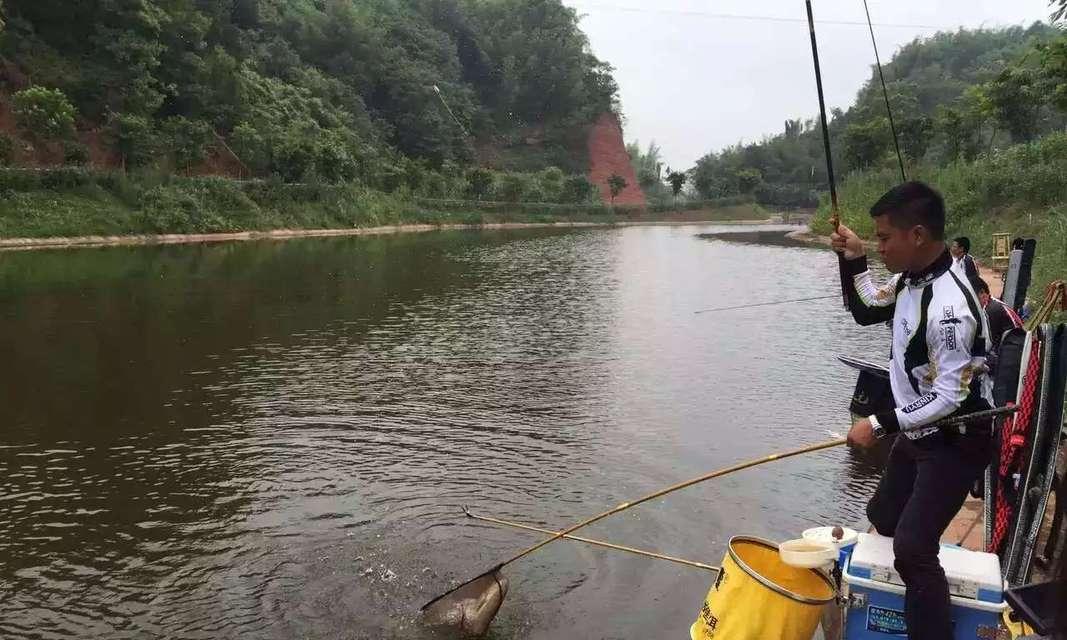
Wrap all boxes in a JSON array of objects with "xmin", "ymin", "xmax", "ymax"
[
  {"xmin": 811, "ymin": 132, "xmax": 1067, "ymax": 301},
  {"xmin": 0, "ymin": 168, "xmax": 769, "ymax": 240}
]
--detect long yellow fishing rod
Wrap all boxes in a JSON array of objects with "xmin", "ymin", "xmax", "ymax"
[{"xmin": 462, "ymin": 507, "xmax": 720, "ymax": 573}]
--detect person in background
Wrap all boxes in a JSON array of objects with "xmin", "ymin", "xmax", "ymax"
[
  {"xmin": 973, "ymin": 277, "xmax": 1023, "ymax": 375},
  {"xmin": 950, "ymin": 236, "xmax": 980, "ymax": 283}
]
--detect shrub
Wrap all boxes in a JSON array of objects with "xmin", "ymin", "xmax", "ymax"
[
  {"xmin": 0, "ymin": 134, "xmax": 15, "ymax": 166},
  {"xmin": 498, "ymin": 173, "xmax": 526, "ymax": 203},
  {"xmin": 12, "ymin": 86, "xmax": 76, "ymax": 142},
  {"xmin": 561, "ymin": 175, "xmax": 596, "ymax": 204},
  {"xmin": 137, "ymin": 184, "xmax": 227, "ymax": 233},
  {"xmin": 465, "ymin": 167, "xmax": 494, "ymax": 200},
  {"xmin": 539, "ymin": 166, "xmax": 565, "ymax": 202},
  {"xmin": 62, "ymin": 140, "xmax": 91, "ymax": 165}
]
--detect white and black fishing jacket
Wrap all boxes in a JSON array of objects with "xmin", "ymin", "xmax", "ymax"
[{"xmin": 844, "ymin": 249, "xmax": 994, "ymax": 439}]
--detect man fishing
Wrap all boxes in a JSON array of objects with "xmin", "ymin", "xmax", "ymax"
[{"xmin": 831, "ymin": 181, "xmax": 994, "ymax": 640}]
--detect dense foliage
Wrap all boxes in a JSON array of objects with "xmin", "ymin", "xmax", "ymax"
[
  {"xmin": 689, "ymin": 24, "xmax": 1067, "ymax": 208},
  {"xmin": 807, "ymin": 4, "xmax": 1067, "ymax": 303},
  {"xmin": 0, "ymin": 0, "xmax": 618, "ymax": 182}
]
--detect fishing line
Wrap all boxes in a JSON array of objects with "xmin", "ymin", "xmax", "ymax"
[
  {"xmin": 693, "ymin": 294, "xmax": 838, "ymax": 314},
  {"xmin": 862, "ymin": 0, "xmax": 906, "ymax": 182}
]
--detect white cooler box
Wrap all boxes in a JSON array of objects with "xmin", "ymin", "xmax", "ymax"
[{"xmin": 843, "ymin": 533, "xmax": 1006, "ymax": 639}]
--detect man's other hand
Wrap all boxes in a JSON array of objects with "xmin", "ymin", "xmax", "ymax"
[{"xmin": 847, "ymin": 417, "xmax": 878, "ymax": 449}]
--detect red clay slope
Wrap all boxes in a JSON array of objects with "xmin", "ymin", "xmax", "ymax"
[{"xmin": 587, "ymin": 112, "xmax": 646, "ymax": 206}]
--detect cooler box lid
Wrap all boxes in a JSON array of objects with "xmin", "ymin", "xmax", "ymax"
[{"xmin": 846, "ymin": 533, "xmax": 1003, "ymax": 603}]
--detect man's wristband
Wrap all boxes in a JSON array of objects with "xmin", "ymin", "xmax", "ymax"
[{"xmin": 872, "ymin": 410, "xmax": 902, "ymax": 437}]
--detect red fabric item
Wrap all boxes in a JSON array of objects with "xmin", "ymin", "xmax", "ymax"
[
  {"xmin": 1004, "ymin": 304, "xmax": 1023, "ymax": 329},
  {"xmin": 989, "ymin": 338, "xmax": 1042, "ymax": 554}
]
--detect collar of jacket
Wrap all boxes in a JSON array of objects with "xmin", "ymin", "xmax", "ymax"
[{"xmin": 903, "ymin": 249, "xmax": 952, "ymax": 287}]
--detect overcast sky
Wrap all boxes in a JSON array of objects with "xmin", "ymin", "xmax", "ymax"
[{"xmin": 562, "ymin": 0, "xmax": 1056, "ymax": 170}]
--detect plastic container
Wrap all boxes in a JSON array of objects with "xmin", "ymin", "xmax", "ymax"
[
  {"xmin": 778, "ymin": 538, "xmax": 838, "ymax": 568},
  {"xmin": 803, "ymin": 525, "xmax": 859, "ymax": 566},
  {"xmin": 843, "ymin": 533, "xmax": 1006, "ymax": 639}
]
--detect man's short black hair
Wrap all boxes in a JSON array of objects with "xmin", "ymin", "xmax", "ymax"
[
  {"xmin": 868, "ymin": 181, "xmax": 945, "ymax": 240},
  {"xmin": 973, "ymin": 277, "xmax": 990, "ymax": 295},
  {"xmin": 953, "ymin": 236, "xmax": 971, "ymax": 253}
]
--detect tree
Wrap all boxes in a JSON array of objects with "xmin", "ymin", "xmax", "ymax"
[
  {"xmin": 1038, "ymin": 38, "xmax": 1067, "ymax": 113},
  {"xmin": 899, "ymin": 116, "xmax": 933, "ymax": 163},
  {"xmin": 499, "ymin": 173, "xmax": 526, "ymax": 203},
  {"xmin": 843, "ymin": 118, "xmax": 890, "ymax": 170},
  {"xmin": 984, "ymin": 68, "xmax": 1043, "ymax": 143},
  {"xmin": 12, "ymin": 87, "xmax": 76, "ymax": 142},
  {"xmin": 637, "ymin": 170, "xmax": 659, "ymax": 190},
  {"xmin": 1052, "ymin": 0, "xmax": 1066, "ymax": 22},
  {"xmin": 935, "ymin": 106, "xmax": 970, "ymax": 161},
  {"xmin": 162, "ymin": 116, "xmax": 213, "ymax": 171},
  {"xmin": 665, "ymin": 169, "xmax": 687, "ymax": 198},
  {"xmin": 960, "ymin": 84, "xmax": 999, "ymax": 154},
  {"xmin": 735, "ymin": 167, "xmax": 762, "ymax": 194},
  {"xmin": 108, "ymin": 113, "xmax": 157, "ymax": 170},
  {"xmin": 561, "ymin": 175, "xmax": 595, "ymax": 203},
  {"xmin": 784, "ymin": 118, "xmax": 803, "ymax": 139},
  {"xmin": 627, "ymin": 139, "xmax": 662, "ymax": 183},
  {"xmin": 465, "ymin": 167, "xmax": 493, "ymax": 200},
  {"xmin": 607, "ymin": 173, "xmax": 627, "ymax": 204}
]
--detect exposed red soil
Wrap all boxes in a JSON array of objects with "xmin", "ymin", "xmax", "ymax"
[{"xmin": 586, "ymin": 112, "xmax": 645, "ymax": 206}]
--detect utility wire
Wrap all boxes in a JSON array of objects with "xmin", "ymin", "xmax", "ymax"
[{"xmin": 567, "ymin": 1, "xmax": 946, "ymax": 30}]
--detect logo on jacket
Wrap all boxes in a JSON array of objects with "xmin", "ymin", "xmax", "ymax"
[
  {"xmin": 943, "ymin": 326, "xmax": 957, "ymax": 350},
  {"xmin": 940, "ymin": 305, "xmax": 961, "ymax": 325},
  {"xmin": 902, "ymin": 393, "xmax": 938, "ymax": 414},
  {"xmin": 940, "ymin": 306, "xmax": 959, "ymax": 349}
]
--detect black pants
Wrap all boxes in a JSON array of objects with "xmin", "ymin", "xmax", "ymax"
[{"xmin": 866, "ymin": 431, "xmax": 991, "ymax": 640}]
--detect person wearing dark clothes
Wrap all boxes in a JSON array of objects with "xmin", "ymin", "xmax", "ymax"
[
  {"xmin": 951, "ymin": 236, "xmax": 980, "ymax": 283},
  {"xmin": 973, "ymin": 277, "xmax": 1023, "ymax": 375},
  {"xmin": 832, "ymin": 182, "xmax": 994, "ymax": 640}
]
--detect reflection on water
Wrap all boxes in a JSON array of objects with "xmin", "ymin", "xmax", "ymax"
[{"xmin": 0, "ymin": 226, "xmax": 888, "ymax": 639}]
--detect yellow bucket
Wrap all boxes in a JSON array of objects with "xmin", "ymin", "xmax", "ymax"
[{"xmin": 690, "ymin": 536, "xmax": 835, "ymax": 640}]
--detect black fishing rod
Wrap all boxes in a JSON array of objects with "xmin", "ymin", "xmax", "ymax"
[{"xmin": 805, "ymin": 0, "xmax": 851, "ymax": 310}]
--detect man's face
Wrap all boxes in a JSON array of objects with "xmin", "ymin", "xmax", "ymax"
[
  {"xmin": 874, "ymin": 214, "xmax": 921, "ymax": 273},
  {"xmin": 950, "ymin": 241, "xmax": 963, "ymax": 259},
  {"xmin": 978, "ymin": 291, "xmax": 991, "ymax": 307}
]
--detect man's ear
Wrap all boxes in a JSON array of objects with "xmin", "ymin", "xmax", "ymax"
[{"xmin": 910, "ymin": 225, "xmax": 927, "ymax": 247}]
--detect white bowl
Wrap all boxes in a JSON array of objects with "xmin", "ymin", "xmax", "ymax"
[
  {"xmin": 778, "ymin": 538, "xmax": 838, "ymax": 568},
  {"xmin": 802, "ymin": 526, "xmax": 859, "ymax": 550}
]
